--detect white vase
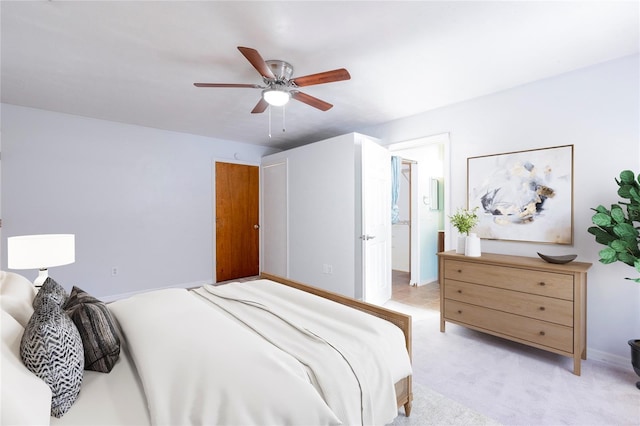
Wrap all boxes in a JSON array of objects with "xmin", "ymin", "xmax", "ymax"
[
  {"xmin": 465, "ymin": 233, "xmax": 481, "ymax": 257},
  {"xmin": 456, "ymin": 235, "xmax": 466, "ymax": 254}
]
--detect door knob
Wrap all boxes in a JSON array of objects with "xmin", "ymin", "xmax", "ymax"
[{"xmin": 254, "ymin": 224, "xmax": 260, "ymax": 229}]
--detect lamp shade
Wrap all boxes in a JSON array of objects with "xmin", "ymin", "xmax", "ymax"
[{"xmin": 8, "ymin": 234, "xmax": 75, "ymax": 270}]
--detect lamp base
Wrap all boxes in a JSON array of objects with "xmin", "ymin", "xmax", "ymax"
[{"xmin": 33, "ymin": 268, "xmax": 49, "ymax": 288}]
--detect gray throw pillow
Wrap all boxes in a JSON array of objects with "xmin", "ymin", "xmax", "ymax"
[
  {"xmin": 63, "ymin": 286, "xmax": 121, "ymax": 373},
  {"xmin": 32, "ymin": 277, "xmax": 68, "ymax": 310},
  {"xmin": 20, "ymin": 297, "xmax": 84, "ymax": 418}
]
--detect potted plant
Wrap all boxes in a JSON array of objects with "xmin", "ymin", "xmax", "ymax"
[
  {"xmin": 449, "ymin": 207, "xmax": 479, "ymax": 255},
  {"xmin": 587, "ymin": 169, "xmax": 640, "ymax": 389}
]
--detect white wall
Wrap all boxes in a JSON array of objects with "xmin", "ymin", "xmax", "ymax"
[
  {"xmin": 361, "ymin": 55, "xmax": 640, "ymax": 363},
  {"xmin": 1, "ymin": 104, "xmax": 277, "ymax": 299},
  {"xmin": 262, "ymin": 133, "xmax": 359, "ymax": 297}
]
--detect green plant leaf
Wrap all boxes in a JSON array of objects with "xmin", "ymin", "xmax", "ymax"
[
  {"xmin": 622, "ymin": 236, "xmax": 640, "ymax": 253},
  {"xmin": 592, "ymin": 212, "xmax": 612, "ymax": 227},
  {"xmin": 587, "ymin": 226, "xmax": 617, "ymax": 245},
  {"xmin": 619, "ymin": 170, "xmax": 635, "ymax": 184},
  {"xmin": 618, "ymin": 184, "xmax": 635, "ymax": 200},
  {"xmin": 598, "ymin": 247, "xmax": 617, "ymax": 263},
  {"xmin": 617, "ymin": 252, "xmax": 637, "ymax": 266},
  {"xmin": 610, "ymin": 205, "xmax": 626, "ymax": 224},
  {"xmin": 630, "ymin": 187, "xmax": 640, "ymax": 204},
  {"xmin": 591, "ymin": 205, "xmax": 609, "ymax": 214},
  {"xmin": 613, "ymin": 222, "xmax": 638, "ymax": 239},
  {"xmin": 610, "ymin": 239, "xmax": 630, "ymax": 252}
]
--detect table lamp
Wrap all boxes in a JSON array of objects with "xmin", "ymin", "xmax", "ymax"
[{"xmin": 8, "ymin": 234, "xmax": 75, "ymax": 287}]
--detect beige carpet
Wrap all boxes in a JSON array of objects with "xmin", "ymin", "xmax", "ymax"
[
  {"xmin": 390, "ymin": 382, "xmax": 500, "ymax": 425},
  {"xmin": 383, "ymin": 300, "xmax": 640, "ymax": 425}
]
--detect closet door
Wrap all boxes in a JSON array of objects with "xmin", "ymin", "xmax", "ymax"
[{"xmin": 261, "ymin": 160, "xmax": 288, "ymax": 277}]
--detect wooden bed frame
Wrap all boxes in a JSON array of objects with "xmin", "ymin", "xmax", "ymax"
[{"xmin": 261, "ymin": 273, "xmax": 413, "ymax": 416}]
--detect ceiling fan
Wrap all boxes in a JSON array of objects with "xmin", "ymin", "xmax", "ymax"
[{"xmin": 194, "ymin": 46, "xmax": 351, "ymax": 113}]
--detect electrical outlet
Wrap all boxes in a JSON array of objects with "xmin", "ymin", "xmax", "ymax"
[
  {"xmin": 111, "ymin": 267, "xmax": 118, "ymax": 276},
  {"xmin": 322, "ymin": 264, "xmax": 333, "ymax": 274}
]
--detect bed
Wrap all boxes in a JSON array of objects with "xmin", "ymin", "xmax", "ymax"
[{"xmin": 1, "ymin": 270, "xmax": 412, "ymax": 425}]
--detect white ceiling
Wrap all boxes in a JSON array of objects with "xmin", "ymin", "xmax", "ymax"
[{"xmin": 1, "ymin": 1, "xmax": 638, "ymax": 150}]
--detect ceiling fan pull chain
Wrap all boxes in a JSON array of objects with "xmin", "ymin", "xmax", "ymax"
[{"xmin": 282, "ymin": 104, "xmax": 286, "ymax": 133}]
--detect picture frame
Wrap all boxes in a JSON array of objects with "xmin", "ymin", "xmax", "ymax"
[{"xmin": 467, "ymin": 145, "xmax": 573, "ymax": 244}]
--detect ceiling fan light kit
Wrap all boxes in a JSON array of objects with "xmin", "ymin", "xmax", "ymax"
[
  {"xmin": 194, "ymin": 46, "xmax": 350, "ymax": 114},
  {"xmin": 263, "ymin": 88, "xmax": 291, "ymax": 106}
]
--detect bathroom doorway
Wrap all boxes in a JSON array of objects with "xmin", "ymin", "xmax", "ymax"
[{"xmin": 388, "ymin": 133, "xmax": 449, "ymax": 287}]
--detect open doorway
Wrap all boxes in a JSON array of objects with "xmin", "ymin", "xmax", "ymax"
[
  {"xmin": 388, "ymin": 133, "xmax": 449, "ymax": 308},
  {"xmin": 391, "ymin": 159, "xmax": 418, "ymax": 285}
]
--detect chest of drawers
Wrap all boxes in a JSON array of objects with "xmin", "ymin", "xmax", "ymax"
[{"xmin": 438, "ymin": 251, "xmax": 591, "ymax": 375}]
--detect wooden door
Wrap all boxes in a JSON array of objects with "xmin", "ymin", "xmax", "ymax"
[{"xmin": 215, "ymin": 162, "xmax": 259, "ymax": 282}]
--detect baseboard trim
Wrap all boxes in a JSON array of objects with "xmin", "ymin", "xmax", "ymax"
[
  {"xmin": 415, "ymin": 277, "xmax": 438, "ymax": 286},
  {"xmin": 588, "ymin": 347, "xmax": 630, "ymax": 370},
  {"xmin": 101, "ymin": 280, "xmax": 211, "ymax": 303}
]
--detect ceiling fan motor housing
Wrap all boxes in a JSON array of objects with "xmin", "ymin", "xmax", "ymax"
[{"xmin": 266, "ymin": 60, "xmax": 294, "ymax": 82}]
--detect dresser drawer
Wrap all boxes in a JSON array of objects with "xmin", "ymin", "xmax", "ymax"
[
  {"xmin": 444, "ymin": 259, "xmax": 574, "ymax": 300},
  {"xmin": 444, "ymin": 299, "xmax": 574, "ymax": 353},
  {"xmin": 444, "ymin": 280, "xmax": 574, "ymax": 326}
]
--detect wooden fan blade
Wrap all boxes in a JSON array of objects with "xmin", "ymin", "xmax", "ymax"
[
  {"xmin": 292, "ymin": 68, "xmax": 351, "ymax": 87},
  {"xmin": 238, "ymin": 46, "xmax": 276, "ymax": 80},
  {"xmin": 194, "ymin": 83, "xmax": 262, "ymax": 88},
  {"xmin": 291, "ymin": 91, "xmax": 333, "ymax": 111},
  {"xmin": 251, "ymin": 98, "xmax": 269, "ymax": 114}
]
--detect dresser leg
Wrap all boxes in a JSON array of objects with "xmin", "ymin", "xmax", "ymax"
[{"xmin": 573, "ymin": 357, "xmax": 581, "ymax": 376}]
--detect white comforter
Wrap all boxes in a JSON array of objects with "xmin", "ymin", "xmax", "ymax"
[{"xmin": 109, "ymin": 279, "xmax": 411, "ymax": 426}]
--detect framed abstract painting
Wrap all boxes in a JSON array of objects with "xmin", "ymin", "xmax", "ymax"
[{"xmin": 467, "ymin": 145, "xmax": 573, "ymax": 244}]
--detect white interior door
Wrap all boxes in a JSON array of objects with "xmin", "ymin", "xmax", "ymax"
[
  {"xmin": 261, "ymin": 161, "xmax": 288, "ymax": 277},
  {"xmin": 409, "ymin": 163, "xmax": 420, "ymax": 285},
  {"xmin": 362, "ymin": 139, "xmax": 391, "ymax": 305}
]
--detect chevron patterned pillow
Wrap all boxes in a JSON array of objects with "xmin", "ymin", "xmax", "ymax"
[
  {"xmin": 20, "ymin": 296, "xmax": 84, "ymax": 418},
  {"xmin": 63, "ymin": 286, "xmax": 121, "ymax": 373},
  {"xmin": 32, "ymin": 277, "xmax": 68, "ymax": 310}
]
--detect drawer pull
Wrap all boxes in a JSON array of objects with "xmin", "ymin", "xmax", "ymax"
[
  {"xmin": 457, "ymin": 310, "xmax": 462, "ymax": 314},
  {"xmin": 539, "ymin": 282, "xmax": 546, "ymax": 286},
  {"xmin": 539, "ymin": 331, "xmax": 546, "ymax": 336},
  {"xmin": 457, "ymin": 269, "xmax": 462, "ymax": 273},
  {"xmin": 457, "ymin": 289, "xmax": 462, "ymax": 294},
  {"xmin": 539, "ymin": 306, "xmax": 546, "ymax": 311}
]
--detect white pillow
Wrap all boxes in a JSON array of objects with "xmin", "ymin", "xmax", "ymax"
[
  {"xmin": 0, "ymin": 271, "xmax": 36, "ymax": 327},
  {"xmin": 1, "ymin": 310, "xmax": 52, "ymax": 425}
]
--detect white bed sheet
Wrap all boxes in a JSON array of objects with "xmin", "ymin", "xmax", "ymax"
[
  {"xmin": 194, "ymin": 280, "xmax": 412, "ymax": 424},
  {"xmin": 108, "ymin": 286, "xmax": 343, "ymax": 426}
]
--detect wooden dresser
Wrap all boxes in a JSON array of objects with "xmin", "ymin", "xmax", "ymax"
[{"xmin": 438, "ymin": 251, "xmax": 592, "ymax": 375}]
